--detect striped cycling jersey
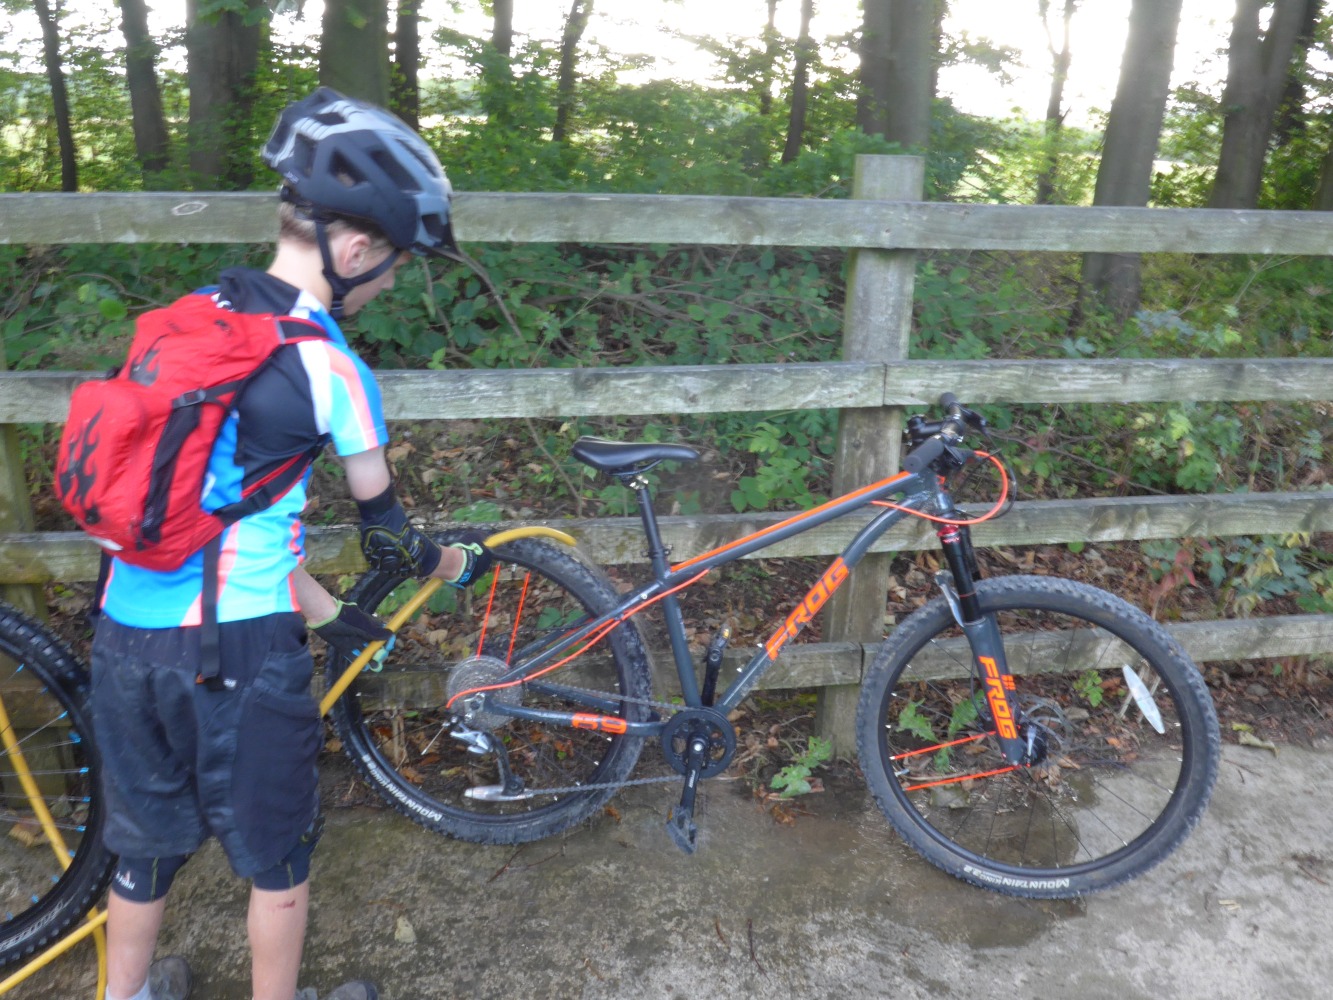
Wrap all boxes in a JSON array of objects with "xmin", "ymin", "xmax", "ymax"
[{"xmin": 101, "ymin": 268, "xmax": 389, "ymax": 628}]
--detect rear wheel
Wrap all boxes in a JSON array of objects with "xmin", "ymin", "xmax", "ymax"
[
  {"xmin": 329, "ymin": 537, "xmax": 652, "ymax": 845},
  {"xmin": 856, "ymin": 575, "xmax": 1220, "ymax": 898},
  {"xmin": 0, "ymin": 601, "xmax": 112, "ymax": 967}
]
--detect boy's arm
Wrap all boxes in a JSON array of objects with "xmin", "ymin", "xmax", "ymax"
[
  {"xmin": 341, "ymin": 446, "xmax": 483, "ymax": 583},
  {"xmin": 292, "ymin": 566, "xmax": 337, "ymax": 624}
]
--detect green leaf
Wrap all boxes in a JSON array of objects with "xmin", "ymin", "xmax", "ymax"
[
  {"xmin": 97, "ymin": 298, "xmax": 127, "ymax": 321},
  {"xmin": 897, "ymin": 700, "xmax": 936, "ymax": 743}
]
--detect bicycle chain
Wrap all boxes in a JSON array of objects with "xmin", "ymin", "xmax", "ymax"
[{"xmin": 461, "ymin": 681, "xmax": 713, "ymax": 798}]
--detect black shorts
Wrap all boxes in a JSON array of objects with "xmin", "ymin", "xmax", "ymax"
[{"xmin": 91, "ymin": 612, "xmax": 321, "ymax": 879}]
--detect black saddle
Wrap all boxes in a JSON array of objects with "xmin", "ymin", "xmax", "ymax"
[{"xmin": 570, "ymin": 438, "xmax": 700, "ymax": 474}]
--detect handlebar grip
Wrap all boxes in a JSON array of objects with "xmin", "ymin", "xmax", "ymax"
[
  {"xmin": 938, "ymin": 392, "xmax": 960, "ymax": 413},
  {"xmin": 902, "ymin": 435, "xmax": 947, "ymax": 476}
]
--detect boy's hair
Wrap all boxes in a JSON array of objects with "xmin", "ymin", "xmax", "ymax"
[{"xmin": 277, "ymin": 199, "xmax": 392, "ymax": 251}]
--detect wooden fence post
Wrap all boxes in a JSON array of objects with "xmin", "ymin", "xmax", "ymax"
[
  {"xmin": 815, "ymin": 154, "xmax": 925, "ymax": 757},
  {"xmin": 0, "ymin": 423, "xmax": 42, "ymax": 618}
]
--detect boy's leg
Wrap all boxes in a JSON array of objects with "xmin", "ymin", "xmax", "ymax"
[
  {"xmin": 249, "ymin": 881, "xmax": 310, "ymax": 1000},
  {"xmin": 106, "ymin": 893, "xmax": 168, "ymax": 1000}
]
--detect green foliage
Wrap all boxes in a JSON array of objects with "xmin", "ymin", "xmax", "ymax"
[
  {"xmin": 1074, "ymin": 670, "xmax": 1104, "ymax": 708},
  {"xmin": 1143, "ymin": 534, "xmax": 1333, "ymax": 619},
  {"xmin": 896, "ymin": 700, "xmax": 935, "ymax": 743},
  {"xmin": 769, "ymin": 735, "xmax": 832, "ymax": 798}
]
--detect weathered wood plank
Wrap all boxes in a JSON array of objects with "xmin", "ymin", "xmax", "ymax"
[
  {"xmin": 338, "ymin": 612, "xmax": 1333, "ymax": 710},
  {"xmin": 886, "ymin": 358, "xmax": 1333, "ymax": 404},
  {"xmin": 5, "ymin": 491, "xmax": 1327, "ymax": 583},
  {"xmin": 5, "ymin": 358, "xmax": 1329, "ymax": 424},
  {"xmin": 6, "ymin": 192, "xmax": 1333, "ymax": 255}
]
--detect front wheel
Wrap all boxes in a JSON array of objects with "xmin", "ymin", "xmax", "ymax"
[
  {"xmin": 329, "ymin": 537, "xmax": 653, "ymax": 846},
  {"xmin": 856, "ymin": 575, "xmax": 1220, "ymax": 898}
]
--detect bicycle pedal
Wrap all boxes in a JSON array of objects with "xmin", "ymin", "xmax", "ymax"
[
  {"xmin": 463, "ymin": 784, "xmax": 535, "ymax": 803},
  {"xmin": 665, "ymin": 806, "xmax": 698, "ymax": 854}
]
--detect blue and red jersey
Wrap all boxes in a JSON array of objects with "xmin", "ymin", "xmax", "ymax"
[{"xmin": 101, "ymin": 268, "xmax": 389, "ymax": 628}]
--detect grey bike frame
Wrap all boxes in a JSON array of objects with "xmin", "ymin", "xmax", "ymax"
[{"xmin": 486, "ymin": 467, "xmax": 949, "ymax": 735}]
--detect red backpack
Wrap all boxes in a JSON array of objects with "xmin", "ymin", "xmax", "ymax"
[{"xmin": 55, "ymin": 292, "xmax": 330, "ymax": 572}]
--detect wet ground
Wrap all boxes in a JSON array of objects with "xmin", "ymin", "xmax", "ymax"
[{"xmin": 10, "ymin": 739, "xmax": 1332, "ymax": 1000}]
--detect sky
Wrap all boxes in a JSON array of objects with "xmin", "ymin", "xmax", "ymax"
[{"xmin": 6, "ymin": 0, "xmax": 1236, "ymax": 127}]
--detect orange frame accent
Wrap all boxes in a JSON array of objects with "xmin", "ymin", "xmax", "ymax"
[{"xmin": 671, "ymin": 470, "xmax": 913, "ymax": 573}]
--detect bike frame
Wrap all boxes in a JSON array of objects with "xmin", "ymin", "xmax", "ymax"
[{"xmin": 466, "ymin": 463, "xmax": 1031, "ymax": 765}]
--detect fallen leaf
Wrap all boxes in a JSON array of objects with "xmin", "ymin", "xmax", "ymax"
[
  {"xmin": 394, "ymin": 916, "xmax": 417, "ymax": 944},
  {"xmin": 1237, "ymin": 731, "xmax": 1278, "ymax": 755},
  {"xmin": 8, "ymin": 819, "xmax": 45, "ymax": 849}
]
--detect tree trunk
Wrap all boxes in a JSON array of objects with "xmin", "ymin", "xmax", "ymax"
[
  {"xmin": 759, "ymin": 0, "xmax": 778, "ymax": 116},
  {"xmin": 856, "ymin": 0, "xmax": 933, "ymax": 149},
  {"xmin": 186, "ymin": 0, "xmax": 265, "ymax": 189},
  {"xmin": 320, "ymin": 0, "xmax": 391, "ymax": 105},
  {"xmin": 553, "ymin": 0, "xmax": 594, "ymax": 144},
  {"xmin": 1272, "ymin": 0, "xmax": 1322, "ymax": 146},
  {"xmin": 118, "ymin": 0, "xmax": 171, "ymax": 182},
  {"xmin": 1079, "ymin": 0, "xmax": 1183, "ymax": 323},
  {"xmin": 492, "ymin": 0, "xmax": 514, "ymax": 57},
  {"xmin": 32, "ymin": 0, "xmax": 77, "ymax": 192},
  {"xmin": 1312, "ymin": 139, "xmax": 1333, "ymax": 210},
  {"xmin": 781, "ymin": 0, "xmax": 815, "ymax": 164},
  {"xmin": 392, "ymin": 0, "xmax": 421, "ymax": 128},
  {"xmin": 1036, "ymin": 0, "xmax": 1077, "ymax": 205},
  {"xmin": 1208, "ymin": 0, "xmax": 1307, "ymax": 209}
]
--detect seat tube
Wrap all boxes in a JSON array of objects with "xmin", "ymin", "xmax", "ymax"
[
  {"xmin": 939, "ymin": 524, "xmax": 1028, "ymax": 764},
  {"xmin": 633, "ymin": 480, "xmax": 702, "ymax": 705}
]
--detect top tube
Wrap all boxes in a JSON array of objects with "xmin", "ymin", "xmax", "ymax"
[{"xmin": 671, "ymin": 467, "xmax": 929, "ymax": 575}]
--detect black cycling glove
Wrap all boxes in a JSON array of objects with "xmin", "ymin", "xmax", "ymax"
[
  {"xmin": 309, "ymin": 599, "xmax": 394, "ymax": 663},
  {"xmin": 357, "ymin": 484, "xmax": 443, "ymax": 577},
  {"xmin": 436, "ymin": 529, "xmax": 496, "ymax": 588}
]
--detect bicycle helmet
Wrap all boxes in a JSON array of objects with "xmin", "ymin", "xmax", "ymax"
[{"xmin": 263, "ymin": 87, "xmax": 458, "ymax": 315}]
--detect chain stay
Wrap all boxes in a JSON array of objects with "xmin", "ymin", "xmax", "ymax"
[{"xmin": 465, "ymin": 681, "xmax": 701, "ymax": 798}]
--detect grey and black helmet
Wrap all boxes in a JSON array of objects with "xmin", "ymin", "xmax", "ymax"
[{"xmin": 263, "ymin": 87, "xmax": 457, "ymax": 258}]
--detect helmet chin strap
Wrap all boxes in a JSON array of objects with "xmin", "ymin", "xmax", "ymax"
[{"xmin": 314, "ymin": 219, "xmax": 399, "ymax": 320}]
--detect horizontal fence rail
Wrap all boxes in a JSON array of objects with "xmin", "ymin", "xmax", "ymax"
[
  {"xmin": 6, "ymin": 191, "xmax": 1333, "ymax": 255},
  {"xmin": 4, "ymin": 492, "xmax": 1333, "ymax": 584},
  {"xmin": 3, "ymin": 358, "xmax": 1331, "ymax": 424}
]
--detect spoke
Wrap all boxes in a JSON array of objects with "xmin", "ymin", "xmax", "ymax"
[{"xmin": 903, "ymin": 763, "xmax": 1021, "ymax": 792}]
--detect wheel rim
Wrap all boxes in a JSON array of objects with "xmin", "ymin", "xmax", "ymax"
[
  {"xmin": 336, "ymin": 543, "xmax": 641, "ymax": 826},
  {"xmin": 0, "ymin": 632, "xmax": 105, "ymax": 953},
  {"xmin": 876, "ymin": 595, "xmax": 1202, "ymax": 881}
]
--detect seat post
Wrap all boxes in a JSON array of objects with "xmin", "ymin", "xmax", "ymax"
[
  {"xmin": 625, "ymin": 474, "xmax": 672, "ymax": 580},
  {"xmin": 622, "ymin": 472, "xmax": 702, "ymax": 706}
]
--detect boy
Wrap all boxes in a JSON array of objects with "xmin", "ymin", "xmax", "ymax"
[{"xmin": 91, "ymin": 88, "xmax": 491, "ymax": 1000}]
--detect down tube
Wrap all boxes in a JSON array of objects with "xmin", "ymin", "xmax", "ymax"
[{"xmin": 712, "ymin": 498, "xmax": 925, "ymax": 714}]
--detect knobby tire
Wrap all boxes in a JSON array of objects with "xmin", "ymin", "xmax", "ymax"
[
  {"xmin": 856, "ymin": 575, "xmax": 1220, "ymax": 898},
  {"xmin": 329, "ymin": 538, "xmax": 653, "ymax": 845},
  {"xmin": 0, "ymin": 601, "xmax": 113, "ymax": 967}
]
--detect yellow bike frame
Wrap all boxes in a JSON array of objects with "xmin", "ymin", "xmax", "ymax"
[{"xmin": 0, "ymin": 525, "xmax": 574, "ymax": 998}]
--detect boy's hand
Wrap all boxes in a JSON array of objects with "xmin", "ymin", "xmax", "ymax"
[
  {"xmin": 310, "ymin": 600, "xmax": 394, "ymax": 663},
  {"xmin": 437, "ymin": 530, "xmax": 496, "ymax": 587}
]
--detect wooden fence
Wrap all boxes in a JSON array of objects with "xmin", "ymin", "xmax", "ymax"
[{"xmin": 2, "ymin": 156, "xmax": 1331, "ymax": 746}]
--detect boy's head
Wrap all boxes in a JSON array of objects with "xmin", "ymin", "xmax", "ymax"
[{"xmin": 263, "ymin": 87, "xmax": 457, "ymax": 316}]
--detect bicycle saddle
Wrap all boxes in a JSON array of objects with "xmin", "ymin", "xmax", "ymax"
[{"xmin": 571, "ymin": 438, "xmax": 700, "ymax": 473}]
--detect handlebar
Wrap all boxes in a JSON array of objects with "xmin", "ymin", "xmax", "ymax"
[{"xmin": 902, "ymin": 392, "xmax": 990, "ymax": 477}]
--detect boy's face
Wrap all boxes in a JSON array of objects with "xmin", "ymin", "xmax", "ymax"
[{"xmin": 341, "ymin": 246, "xmax": 410, "ymax": 316}]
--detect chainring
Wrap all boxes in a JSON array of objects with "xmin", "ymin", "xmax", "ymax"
[
  {"xmin": 446, "ymin": 655, "xmax": 521, "ymax": 731},
  {"xmin": 660, "ymin": 707, "xmax": 737, "ymax": 778}
]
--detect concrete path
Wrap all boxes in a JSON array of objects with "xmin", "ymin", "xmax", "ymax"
[{"xmin": 12, "ymin": 739, "xmax": 1332, "ymax": 999}]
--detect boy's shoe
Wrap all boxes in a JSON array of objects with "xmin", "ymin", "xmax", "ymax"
[
  {"xmin": 148, "ymin": 956, "xmax": 193, "ymax": 1000},
  {"xmin": 295, "ymin": 982, "xmax": 379, "ymax": 1000}
]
